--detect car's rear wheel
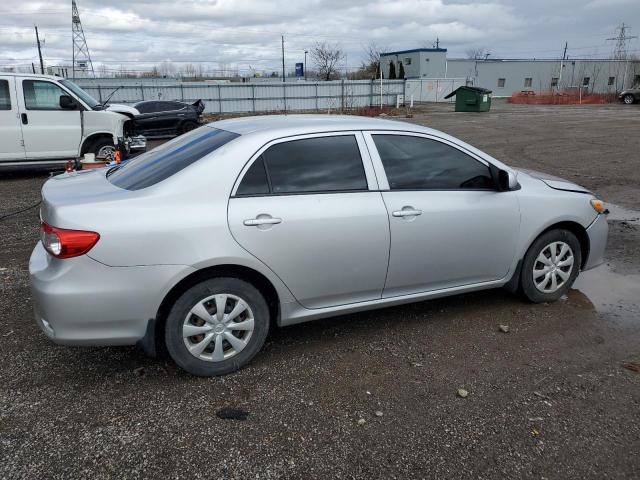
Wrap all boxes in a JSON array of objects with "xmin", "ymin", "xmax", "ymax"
[
  {"xmin": 165, "ymin": 277, "xmax": 269, "ymax": 376},
  {"xmin": 623, "ymin": 94, "xmax": 635, "ymax": 105},
  {"xmin": 180, "ymin": 120, "xmax": 198, "ymax": 134},
  {"xmin": 520, "ymin": 229, "xmax": 581, "ymax": 303}
]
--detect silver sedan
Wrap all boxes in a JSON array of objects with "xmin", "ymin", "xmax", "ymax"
[{"xmin": 29, "ymin": 115, "xmax": 608, "ymax": 376}]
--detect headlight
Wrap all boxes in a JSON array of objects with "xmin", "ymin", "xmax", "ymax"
[{"xmin": 590, "ymin": 198, "xmax": 606, "ymax": 214}]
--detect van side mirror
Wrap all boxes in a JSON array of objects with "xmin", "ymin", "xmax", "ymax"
[{"xmin": 59, "ymin": 95, "xmax": 77, "ymax": 110}]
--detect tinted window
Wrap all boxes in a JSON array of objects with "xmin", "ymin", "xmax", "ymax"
[
  {"xmin": 0, "ymin": 80, "xmax": 10, "ymax": 110},
  {"xmin": 167, "ymin": 102, "xmax": 186, "ymax": 111},
  {"xmin": 135, "ymin": 102, "xmax": 160, "ymax": 113},
  {"xmin": 108, "ymin": 127, "xmax": 239, "ymax": 190},
  {"xmin": 236, "ymin": 157, "xmax": 270, "ymax": 196},
  {"xmin": 373, "ymin": 135, "xmax": 494, "ymax": 190},
  {"xmin": 23, "ymin": 80, "xmax": 67, "ymax": 110},
  {"xmin": 262, "ymin": 136, "xmax": 367, "ymax": 194}
]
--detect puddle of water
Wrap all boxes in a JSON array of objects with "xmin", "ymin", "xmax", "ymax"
[
  {"xmin": 606, "ymin": 203, "xmax": 640, "ymax": 225},
  {"xmin": 573, "ymin": 264, "xmax": 640, "ymax": 317}
]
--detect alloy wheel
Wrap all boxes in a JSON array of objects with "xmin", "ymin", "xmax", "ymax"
[
  {"xmin": 182, "ymin": 293, "xmax": 255, "ymax": 362},
  {"xmin": 532, "ymin": 241, "xmax": 574, "ymax": 293},
  {"xmin": 97, "ymin": 145, "xmax": 115, "ymax": 160}
]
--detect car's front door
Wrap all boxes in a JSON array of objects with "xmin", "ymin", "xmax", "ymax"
[
  {"xmin": 17, "ymin": 78, "xmax": 82, "ymax": 159},
  {"xmin": 0, "ymin": 78, "xmax": 26, "ymax": 161},
  {"xmin": 228, "ymin": 132, "xmax": 390, "ymax": 309},
  {"xmin": 365, "ymin": 132, "xmax": 520, "ymax": 297}
]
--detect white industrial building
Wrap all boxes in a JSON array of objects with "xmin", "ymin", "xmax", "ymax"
[{"xmin": 381, "ymin": 48, "xmax": 640, "ymax": 96}]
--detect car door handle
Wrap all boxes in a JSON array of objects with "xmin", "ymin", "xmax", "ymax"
[
  {"xmin": 21, "ymin": 113, "xmax": 28, "ymax": 125},
  {"xmin": 392, "ymin": 208, "xmax": 423, "ymax": 217},
  {"xmin": 243, "ymin": 217, "xmax": 282, "ymax": 226}
]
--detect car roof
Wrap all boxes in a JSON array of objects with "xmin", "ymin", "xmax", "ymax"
[{"xmin": 209, "ymin": 114, "xmax": 437, "ymax": 136}]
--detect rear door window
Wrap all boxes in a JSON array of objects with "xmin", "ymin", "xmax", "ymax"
[
  {"xmin": 372, "ymin": 134, "xmax": 494, "ymax": 190},
  {"xmin": 258, "ymin": 135, "xmax": 367, "ymax": 194},
  {"xmin": 108, "ymin": 127, "xmax": 239, "ymax": 190},
  {"xmin": 0, "ymin": 80, "xmax": 11, "ymax": 110}
]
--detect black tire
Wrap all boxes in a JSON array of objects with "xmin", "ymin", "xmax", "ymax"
[
  {"xmin": 623, "ymin": 94, "xmax": 635, "ymax": 105},
  {"xmin": 165, "ymin": 277, "xmax": 270, "ymax": 376},
  {"xmin": 89, "ymin": 137, "xmax": 116, "ymax": 160},
  {"xmin": 180, "ymin": 120, "xmax": 198, "ymax": 134},
  {"xmin": 520, "ymin": 229, "xmax": 582, "ymax": 303}
]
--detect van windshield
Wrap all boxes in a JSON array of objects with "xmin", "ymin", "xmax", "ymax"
[
  {"xmin": 60, "ymin": 79, "xmax": 99, "ymax": 108},
  {"xmin": 107, "ymin": 127, "xmax": 240, "ymax": 190}
]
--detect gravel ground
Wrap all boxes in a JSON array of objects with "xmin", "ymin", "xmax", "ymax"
[{"xmin": 1, "ymin": 100, "xmax": 639, "ymax": 479}]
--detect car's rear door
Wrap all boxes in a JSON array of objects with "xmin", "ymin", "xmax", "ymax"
[
  {"xmin": 228, "ymin": 132, "xmax": 390, "ymax": 309},
  {"xmin": 364, "ymin": 131, "xmax": 520, "ymax": 297},
  {"xmin": 0, "ymin": 77, "xmax": 26, "ymax": 161}
]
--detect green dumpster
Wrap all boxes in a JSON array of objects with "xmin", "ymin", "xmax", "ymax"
[{"xmin": 444, "ymin": 86, "xmax": 492, "ymax": 112}]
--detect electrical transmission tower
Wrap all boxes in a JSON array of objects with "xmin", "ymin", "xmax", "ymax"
[
  {"xmin": 72, "ymin": 0, "xmax": 95, "ymax": 78},
  {"xmin": 607, "ymin": 23, "xmax": 637, "ymax": 89}
]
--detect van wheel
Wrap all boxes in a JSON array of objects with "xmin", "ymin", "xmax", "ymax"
[
  {"xmin": 520, "ymin": 229, "xmax": 581, "ymax": 303},
  {"xmin": 90, "ymin": 138, "xmax": 116, "ymax": 160},
  {"xmin": 165, "ymin": 277, "xmax": 270, "ymax": 376}
]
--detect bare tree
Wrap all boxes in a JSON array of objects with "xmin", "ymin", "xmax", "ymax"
[
  {"xmin": 311, "ymin": 41, "xmax": 344, "ymax": 80},
  {"xmin": 465, "ymin": 47, "xmax": 490, "ymax": 60}
]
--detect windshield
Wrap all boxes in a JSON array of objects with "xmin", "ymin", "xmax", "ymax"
[
  {"xmin": 59, "ymin": 79, "xmax": 100, "ymax": 108},
  {"xmin": 107, "ymin": 127, "xmax": 240, "ymax": 190}
]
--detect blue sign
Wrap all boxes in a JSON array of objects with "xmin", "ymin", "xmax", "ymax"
[{"xmin": 295, "ymin": 62, "xmax": 304, "ymax": 77}]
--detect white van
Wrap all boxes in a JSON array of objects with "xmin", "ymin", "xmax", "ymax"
[{"xmin": 0, "ymin": 73, "xmax": 145, "ymax": 167}]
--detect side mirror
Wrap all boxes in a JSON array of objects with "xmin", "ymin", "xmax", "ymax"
[
  {"xmin": 491, "ymin": 165, "xmax": 518, "ymax": 191},
  {"xmin": 59, "ymin": 95, "xmax": 77, "ymax": 109}
]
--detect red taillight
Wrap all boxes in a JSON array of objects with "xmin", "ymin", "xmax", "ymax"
[{"xmin": 40, "ymin": 222, "xmax": 100, "ymax": 259}]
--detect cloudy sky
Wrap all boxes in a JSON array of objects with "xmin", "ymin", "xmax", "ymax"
[{"xmin": 1, "ymin": 0, "xmax": 639, "ymax": 76}]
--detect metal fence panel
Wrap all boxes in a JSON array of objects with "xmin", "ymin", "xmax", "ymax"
[
  {"xmin": 405, "ymin": 78, "xmax": 466, "ymax": 103},
  {"xmin": 77, "ymin": 79, "xmax": 416, "ymax": 114}
]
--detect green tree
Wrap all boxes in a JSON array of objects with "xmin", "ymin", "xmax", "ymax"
[
  {"xmin": 398, "ymin": 61, "xmax": 405, "ymax": 79},
  {"xmin": 388, "ymin": 61, "xmax": 396, "ymax": 79}
]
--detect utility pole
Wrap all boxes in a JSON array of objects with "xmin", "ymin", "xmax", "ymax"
[
  {"xmin": 281, "ymin": 35, "xmax": 285, "ymax": 83},
  {"xmin": 34, "ymin": 26, "xmax": 44, "ymax": 74},
  {"xmin": 304, "ymin": 50, "xmax": 308, "ymax": 81},
  {"xmin": 558, "ymin": 41, "xmax": 567, "ymax": 90},
  {"xmin": 433, "ymin": 37, "xmax": 440, "ymax": 49},
  {"xmin": 607, "ymin": 23, "xmax": 637, "ymax": 90}
]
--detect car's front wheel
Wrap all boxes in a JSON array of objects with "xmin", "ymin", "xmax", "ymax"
[
  {"xmin": 520, "ymin": 229, "xmax": 582, "ymax": 303},
  {"xmin": 165, "ymin": 277, "xmax": 270, "ymax": 376},
  {"xmin": 623, "ymin": 94, "xmax": 635, "ymax": 105}
]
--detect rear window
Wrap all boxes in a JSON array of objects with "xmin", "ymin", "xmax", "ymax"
[{"xmin": 108, "ymin": 127, "xmax": 239, "ymax": 190}]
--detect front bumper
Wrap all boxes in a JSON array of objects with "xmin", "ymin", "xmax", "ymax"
[
  {"xmin": 583, "ymin": 213, "xmax": 608, "ymax": 271},
  {"xmin": 29, "ymin": 242, "xmax": 190, "ymax": 346}
]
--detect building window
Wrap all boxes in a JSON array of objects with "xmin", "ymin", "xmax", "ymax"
[
  {"xmin": 524, "ymin": 77, "xmax": 532, "ymax": 88},
  {"xmin": 404, "ymin": 57, "xmax": 412, "ymax": 65},
  {"xmin": 608, "ymin": 76, "xmax": 615, "ymax": 86},
  {"xmin": 497, "ymin": 78, "xmax": 506, "ymax": 88},
  {"xmin": 582, "ymin": 77, "xmax": 590, "ymax": 86},
  {"xmin": 551, "ymin": 77, "xmax": 559, "ymax": 87}
]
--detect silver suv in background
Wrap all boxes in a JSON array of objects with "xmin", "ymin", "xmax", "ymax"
[{"xmin": 29, "ymin": 115, "xmax": 608, "ymax": 376}]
